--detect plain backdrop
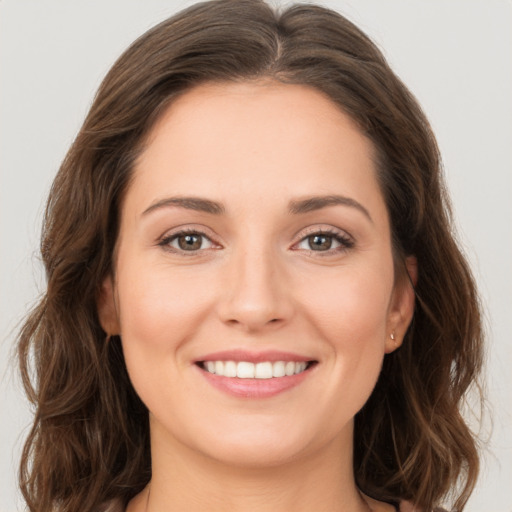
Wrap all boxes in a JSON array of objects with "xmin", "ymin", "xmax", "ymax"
[{"xmin": 1, "ymin": 1, "xmax": 511, "ymax": 511}]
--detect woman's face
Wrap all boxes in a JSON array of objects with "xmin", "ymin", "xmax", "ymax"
[{"xmin": 100, "ymin": 82, "xmax": 414, "ymax": 468}]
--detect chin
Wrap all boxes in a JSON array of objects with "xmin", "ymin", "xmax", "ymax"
[
  {"xmin": 167, "ymin": 410, "xmax": 349, "ymax": 470},
  {"xmin": 200, "ymin": 433, "xmax": 312, "ymax": 469}
]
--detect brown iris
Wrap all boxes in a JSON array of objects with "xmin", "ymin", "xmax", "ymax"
[
  {"xmin": 178, "ymin": 234, "xmax": 203, "ymax": 250},
  {"xmin": 308, "ymin": 234, "xmax": 332, "ymax": 251}
]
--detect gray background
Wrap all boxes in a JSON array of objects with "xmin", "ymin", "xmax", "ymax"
[{"xmin": 1, "ymin": 1, "xmax": 511, "ymax": 510}]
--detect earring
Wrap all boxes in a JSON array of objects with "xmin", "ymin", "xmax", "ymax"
[{"xmin": 390, "ymin": 332, "xmax": 396, "ymax": 341}]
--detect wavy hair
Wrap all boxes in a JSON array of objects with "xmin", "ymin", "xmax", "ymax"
[{"xmin": 18, "ymin": 1, "xmax": 483, "ymax": 510}]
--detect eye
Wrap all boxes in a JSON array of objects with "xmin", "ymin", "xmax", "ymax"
[
  {"xmin": 160, "ymin": 231, "xmax": 215, "ymax": 252},
  {"xmin": 295, "ymin": 230, "xmax": 354, "ymax": 253}
]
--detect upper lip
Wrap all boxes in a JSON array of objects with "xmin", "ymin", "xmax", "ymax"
[{"xmin": 195, "ymin": 349, "xmax": 316, "ymax": 364}]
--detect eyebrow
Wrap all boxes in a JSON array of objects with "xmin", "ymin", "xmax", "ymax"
[
  {"xmin": 288, "ymin": 195, "xmax": 373, "ymax": 222},
  {"xmin": 142, "ymin": 196, "xmax": 225, "ymax": 216},
  {"xmin": 142, "ymin": 194, "xmax": 372, "ymax": 222}
]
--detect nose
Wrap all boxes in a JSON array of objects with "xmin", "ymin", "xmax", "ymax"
[{"xmin": 216, "ymin": 245, "xmax": 294, "ymax": 333}]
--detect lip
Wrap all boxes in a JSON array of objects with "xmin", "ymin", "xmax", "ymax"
[
  {"xmin": 194, "ymin": 350, "xmax": 317, "ymax": 399},
  {"xmin": 195, "ymin": 349, "xmax": 313, "ymax": 364}
]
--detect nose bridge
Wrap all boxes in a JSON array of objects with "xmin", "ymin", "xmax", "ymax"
[{"xmin": 219, "ymin": 233, "xmax": 292, "ymax": 331}]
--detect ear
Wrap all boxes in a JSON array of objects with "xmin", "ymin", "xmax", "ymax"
[
  {"xmin": 97, "ymin": 276, "xmax": 121, "ymax": 335},
  {"xmin": 385, "ymin": 256, "xmax": 417, "ymax": 353}
]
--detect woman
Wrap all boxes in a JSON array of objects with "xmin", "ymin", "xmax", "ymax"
[{"xmin": 17, "ymin": 1, "xmax": 483, "ymax": 511}]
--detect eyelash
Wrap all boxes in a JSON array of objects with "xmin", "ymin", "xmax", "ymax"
[
  {"xmin": 158, "ymin": 228, "xmax": 218, "ymax": 255},
  {"xmin": 158, "ymin": 227, "xmax": 354, "ymax": 256},
  {"xmin": 294, "ymin": 228, "xmax": 354, "ymax": 256}
]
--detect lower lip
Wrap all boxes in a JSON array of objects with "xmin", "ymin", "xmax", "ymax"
[{"xmin": 196, "ymin": 364, "xmax": 315, "ymax": 399}]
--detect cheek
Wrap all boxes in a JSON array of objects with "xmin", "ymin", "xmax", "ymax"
[
  {"xmin": 114, "ymin": 260, "xmax": 218, "ymax": 418},
  {"xmin": 114, "ymin": 258, "xmax": 216, "ymax": 374},
  {"xmin": 302, "ymin": 263, "xmax": 394, "ymax": 343},
  {"xmin": 119, "ymin": 260, "xmax": 203, "ymax": 329},
  {"xmin": 300, "ymin": 262, "xmax": 394, "ymax": 401}
]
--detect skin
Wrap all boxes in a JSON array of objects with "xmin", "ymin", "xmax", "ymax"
[{"xmin": 99, "ymin": 81, "xmax": 416, "ymax": 512}]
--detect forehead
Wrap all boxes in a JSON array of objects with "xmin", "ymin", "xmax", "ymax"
[{"xmin": 128, "ymin": 81, "xmax": 385, "ymax": 220}]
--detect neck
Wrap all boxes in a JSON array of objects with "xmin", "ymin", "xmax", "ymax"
[{"xmin": 140, "ymin": 419, "xmax": 371, "ymax": 512}]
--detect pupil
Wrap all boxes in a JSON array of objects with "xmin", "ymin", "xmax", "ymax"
[
  {"xmin": 179, "ymin": 234, "xmax": 201, "ymax": 250},
  {"xmin": 310, "ymin": 235, "xmax": 331, "ymax": 251}
]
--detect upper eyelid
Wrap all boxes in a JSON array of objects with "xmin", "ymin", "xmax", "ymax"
[
  {"xmin": 293, "ymin": 231, "xmax": 353, "ymax": 250},
  {"xmin": 158, "ymin": 230, "xmax": 221, "ymax": 256},
  {"xmin": 157, "ymin": 224, "xmax": 354, "ymax": 248},
  {"xmin": 159, "ymin": 224, "xmax": 219, "ymax": 242},
  {"xmin": 293, "ymin": 224, "xmax": 354, "ymax": 243},
  {"xmin": 158, "ymin": 225, "xmax": 354, "ymax": 242},
  {"xmin": 300, "ymin": 226, "xmax": 347, "ymax": 236}
]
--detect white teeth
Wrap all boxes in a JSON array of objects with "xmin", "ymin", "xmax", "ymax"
[
  {"xmin": 202, "ymin": 360, "xmax": 310, "ymax": 378},
  {"xmin": 272, "ymin": 361, "xmax": 286, "ymax": 377},
  {"xmin": 215, "ymin": 361, "xmax": 224, "ymax": 375},
  {"xmin": 224, "ymin": 360, "xmax": 237, "ymax": 377},
  {"xmin": 285, "ymin": 361, "xmax": 295, "ymax": 376},
  {"xmin": 255, "ymin": 362, "xmax": 273, "ymax": 379},
  {"xmin": 237, "ymin": 361, "xmax": 255, "ymax": 378},
  {"xmin": 295, "ymin": 362, "xmax": 307, "ymax": 374}
]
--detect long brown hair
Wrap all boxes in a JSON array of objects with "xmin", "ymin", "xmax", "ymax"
[{"xmin": 18, "ymin": 1, "xmax": 484, "ymax": 510}]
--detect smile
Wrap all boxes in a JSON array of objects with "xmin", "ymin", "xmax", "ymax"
[
  {"xmin": 195, "ymin": 353, "xmax": 317, "ymax": 398},
  {"xmin": 199, "ymin": 360, "xmax": 311, "ymax": 379}
]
